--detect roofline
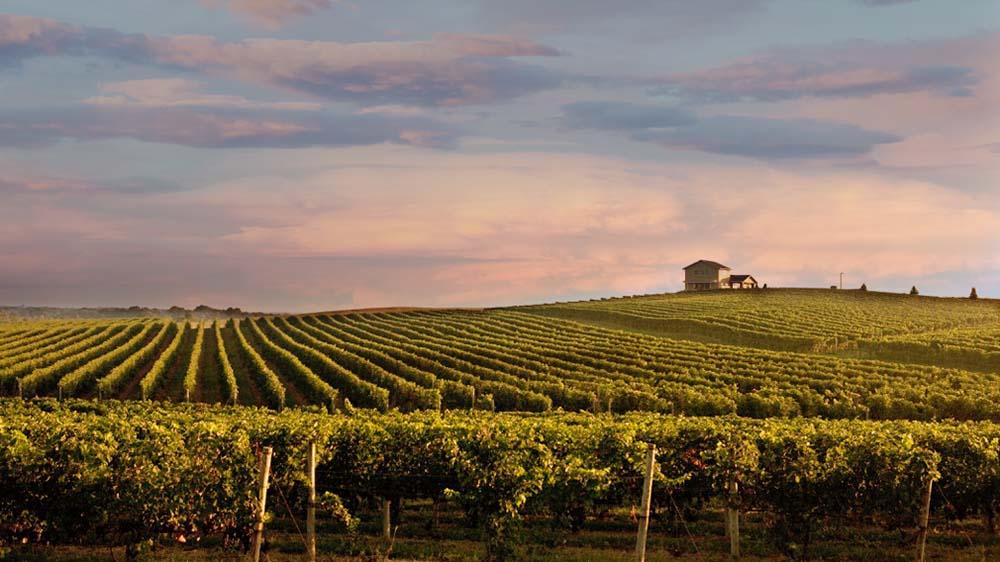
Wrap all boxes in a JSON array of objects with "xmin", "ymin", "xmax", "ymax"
[{"xmin": 683, "ymin": 259, "xmax": 731, "ymax": 270}]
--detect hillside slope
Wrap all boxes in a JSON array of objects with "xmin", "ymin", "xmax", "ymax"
[{"xmin": 520, "ymin": 288, "xmax": 1000, "ymax": 372}]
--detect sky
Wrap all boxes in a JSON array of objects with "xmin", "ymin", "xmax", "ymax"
[{"xmin": 0, "ymin": 0, "xmax": 998, "ymax": 312}]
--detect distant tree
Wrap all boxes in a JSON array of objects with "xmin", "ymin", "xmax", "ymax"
[
  {"xmin": 859, "ymin": 283, "xmax": 868, "ymax": 291},
  {"xmin": 910, "ymin": 286, "xmax": 919, "ymax": 295},
  {"xmin": 830, "ymin": 285, "xmax": 838, "ymax": 290},
  {"xmin": 762, "ymin": 283, "xmax": 768, "ymax": 289},
  {"xmin": 970, "ymin": 287, "xmax": 978, "ymax": 299},
  {"xmin": 194, "ymin": 304, "xmax": 214, "ymax": 312}
]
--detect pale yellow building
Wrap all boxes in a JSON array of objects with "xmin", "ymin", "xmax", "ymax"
[{"xmin": 683, "ymin": 260, "xmax": 759, "ymax": 291}]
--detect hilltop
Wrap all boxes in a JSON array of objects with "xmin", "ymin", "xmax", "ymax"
[{"xmin": 520, "ymin": 287, "xmax": 1000, "ymax": 372}]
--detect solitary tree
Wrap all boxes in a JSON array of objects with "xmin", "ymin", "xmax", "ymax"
[
  {"xmin": 762, "ymin": 283, "xmax": 768, "ymax": 289},
  {"xmin": 860, "ymin": 283, "xmax": 868, "ymax": 291},
  {"xmin": 910, "ymin": 286, "xmax": 919, "ymax": 295},
  {"xmin": 970, "ymin": 287, "xmax": 979, "ymax": 299}
]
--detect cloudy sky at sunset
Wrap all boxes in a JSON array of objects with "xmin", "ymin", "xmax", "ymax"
[{"xmin": 1, "ymin": 0, "xmax": 998, "ymax": 311}]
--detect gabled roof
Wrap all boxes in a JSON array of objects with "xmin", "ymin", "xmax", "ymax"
[
  {"xmin": 683, "ymin": 259, "xmax": 730, "ymax": 270},
  {"xmin": 728, "ymin": 275, "xmax": 756, "ymax": 283}
]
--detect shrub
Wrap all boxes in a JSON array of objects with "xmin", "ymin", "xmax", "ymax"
[
  {"xmin": 970, "ymin": 287, "xmax": 978, "ymax": 299},
  {"xmin": 910, "ymin": 286, "xmax": 919, "ymax": 295}
]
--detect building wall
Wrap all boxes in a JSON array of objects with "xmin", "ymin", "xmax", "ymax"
[
  {"xmin": 684, "ymin": 265, "xmax": 727, "ymax": 285},
  {"xmin": 726, "ymin": 278, "xmax": 758, "ymax": 289}
]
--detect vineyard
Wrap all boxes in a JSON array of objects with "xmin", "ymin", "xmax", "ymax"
[
  {"xmin": 2, "ymin": 290, "xmax": 1000, "ymax": 560},
  {"xmin": 2, "ymin": 399, "xmax": 1000, "ymax": 561},
  {"xmin": 525, "ymin": 288, "xmax": 998, "ymax": 345},
  {"xmin": 1, "ymin": 307, "xmax": 999, "ymax": 420}
]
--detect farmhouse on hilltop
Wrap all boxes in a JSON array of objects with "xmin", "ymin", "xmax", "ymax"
[{"xmin": 683, "ymin": 260, "xmax": 759, "ymax": 291}]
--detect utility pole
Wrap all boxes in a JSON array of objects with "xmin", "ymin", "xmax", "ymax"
[{"xmin": 839, "ymin": 272, "xmax": 844, "ymax": 290}]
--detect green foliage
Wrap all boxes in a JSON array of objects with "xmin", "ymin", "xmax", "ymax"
[
  {"xmin": 2, "ymin": 400, "xmax": 995, "ymax": 558},
  {"xmin": 256, "ymin": 317, "xmax": 384, "ymax": 411},
  {"xmin": 139, "ymin": 321, "xmax": 187, "ymax": 400},
  {"xmin": 318, "ymin": 491, "xmax": 357, "ymax": 531},
  {"xmin": 247, "ymin": 317, "xmax": 340, "ymax": 412},
  {"xmin": 98, "ymin": 322, "xmax": 175, "ymax": 398},
  {"xmin": 12, "ymin": 323, "xmax": 136, "ymax": 396},
  {"xmin": 214, "ymin": 321, "xmax": 238, "ymax": 405},
  {"xmin": 231, "ymin": 319, "xmax": 285, "ymax": 409},
  {"xmin": 56, "ymin": 322, "xmax": 162, "ymax": 397},
  {"xmin": 183, "ymin": 322, "xmax": 205, "ymax": 401},
  {"xmin": 529, "ymin": 287, "xmax": 996, "ymax": 351},
  {"xmin": 3, "ymin": 300, "xmax": 1000, "ymax": 421}
]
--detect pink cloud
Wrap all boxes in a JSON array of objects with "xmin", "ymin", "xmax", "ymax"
[
  {"xmin": 654, "ymin": 33, "xmax": 997, "ymax": 103},
  {"xmin": 200, "ymin": 0, "xmax": 336, "ymax": 27},
  {"xmin": 85, "ymin": 78, "xmax": 323, "ymax": 111},
  {"xmin": 0, "ymin": 15, "xmax": 563, "ymax": 106},
  {"xmin": 0, "ymin": 105, "xmax": 457, "ymax": 149},
  {"xmin": 2, "ymin": 149, "xmax": 999, "ymax": 309}
]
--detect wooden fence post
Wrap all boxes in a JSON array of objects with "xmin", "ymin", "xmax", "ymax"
[
  {"xmin": 307, "ymin": 442, "xmax": 317, "ymax": 562},
  {"xmin": 726, "ymin": 479, "xmax": 740, "ymax": 559},
  {"xmin": 916, "ymin": 478, "xmax": 933, "ymax": 562},
  {"xmin": 382, "ymin": 498, "xmax": 392, "ymax": 540},
  {"xmin": 251, "ymin": 446, "xmax": 273, "ymax": 562},
  {"xmin": 635, "ymin": 443, "xmax": 657, "ymax": 562}
]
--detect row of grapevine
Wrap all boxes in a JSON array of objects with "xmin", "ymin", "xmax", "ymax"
[
  {"xmin": 0, "ymin": 324, "xmax": 121, "ymax": 390},
  {"xmin": 529, "ymin": 288, "xmax": 1000, "ymax": 348},
  {"xmin": 184, "ymin": 322, "xmax": 205, "ymax": 401},
  {"xmin": 325, "ymin": 309, "xmax": 1000, "ymax": 420},
  {"xmin": 16, "ymin": 323, "xmax": 142, "ymax": 396},
  {"xmin": 140, "ymin": 321, "xmax": 189, "ymax": 399},
  {"xmin": 214, "ymin": 321, "xmax": 238, "ymax": 405},
  {"xmin": 386, "ymin": 311, "xmax": 667, "ymax": 411},
  {"xmin": 56, "ymin": 323, "xmax": 163, "ymax": 397},
  {"xmin": 290, "ymin": 316, "xmax": 475, "ymax": 409},
  {"xmin": 0, "ymin": 325, "xmax": 104, "ymax": 371},
  {"xmin": 2, "ymin": 303, "xmax": 996, "ymax": 419},
  {"xmin": 370, "ymin": 313, "xmax": 627, "ymax": 410},
  {"xmin": 5, "ymin": 399, "xmax": 1000, "ymax": 559},
  {"xmin": 268, "ymin": 317, "xmax": 434, "ymax": 411},
  {"xmin": 244, "ymin": 318, "xmax": 340, "ymax": 411},
  {"xmin": 0, "ymin": 326, "xmax": 67, "ymax": 353},
  {"xmin": 0, "ymin": 326, "xmax": 35, "ymax": 346},
  {"xmin": 231, "ymin": 319, "xmax": 285, "ymax": 409},
  {"xmin": 96, "ymin": 322, "xmax": 177, "ymax": 398},
  {"xmin": 315, "ymin": 315, "xmax": 550, "ymax": 411},
  {"xmin": 0, "ymin": 325, "xmax": 78, "ymax": 356}
]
